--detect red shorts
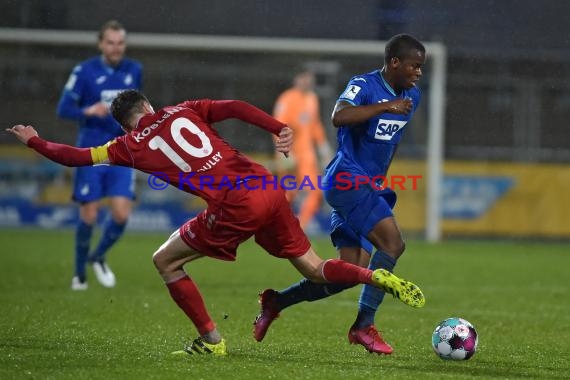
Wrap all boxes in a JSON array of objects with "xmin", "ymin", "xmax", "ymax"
[{"xmin": 179, "ymin": 179, "xmax": 311, "ymax": 261}]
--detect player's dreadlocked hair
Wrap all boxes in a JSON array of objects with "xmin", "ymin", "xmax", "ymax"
[
  {"xmin": 111, "ymin": 90, "xmax": 149, "ymax": 130},
  {"xmin": 384, "ymin": 34, "xmax": 425, "ymax": 64}
]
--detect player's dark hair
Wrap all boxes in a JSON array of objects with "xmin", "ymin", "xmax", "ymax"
[
  {"xmin": 111, "ymin": 90, "xmax": 149, "ymax": 128},
  {"xmin": 384, "ymin": 34, "xmax": 425, "ymax": 63},
  {"xmin": 98, "ymin": 20, "xmax": 125, "ymax": 41}
]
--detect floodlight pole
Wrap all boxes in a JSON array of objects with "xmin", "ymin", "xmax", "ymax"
[{"xmin": 426, "ymin": 43, "xmax": 447, "ymax": 242}]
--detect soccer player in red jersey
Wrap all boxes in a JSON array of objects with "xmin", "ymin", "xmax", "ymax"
[{"xmin": 6, "ymin": 90, "xmax": 424, "ymax": 355}]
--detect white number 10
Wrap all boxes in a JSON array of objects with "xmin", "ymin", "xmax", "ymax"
[{"xmin": 148, "ymin": 117, "xmax": 213, "ymax": 172}]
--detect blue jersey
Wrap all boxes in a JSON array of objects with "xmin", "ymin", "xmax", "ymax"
[
  {"xmin": 57, "ymin": 56, "xmax": 143, "ymax": 147},
  {"xmin": 324, "ymin": 69, "xmax": 421, "ymax": 184}
]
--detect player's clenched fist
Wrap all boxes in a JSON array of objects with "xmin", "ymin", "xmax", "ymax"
[
  {"xmin": 83, "ymin": 102, "xmax": 110, "ymax": 118},
  {"xmin": 275, "ymin": 126, "xmax": 293, "ymax": 156},
  {"xmin": 5, "ymin": 125, "xmax": 39, "ymax": 145},
  {"xmin": 386, "ymin": 98, "xmax": 413, "ymax": 115}
]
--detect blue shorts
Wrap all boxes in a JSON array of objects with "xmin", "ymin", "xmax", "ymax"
[
  {"xmin": 72, "ymin": 165, "xmax": 136, "ymax": 203},
  {"xmin": 330, "ymin": 211, "xmax": 375, "ymax": 254},
  {"xmin": 325, "ymin": 183, "xmax": 397, "ymax": 252}
]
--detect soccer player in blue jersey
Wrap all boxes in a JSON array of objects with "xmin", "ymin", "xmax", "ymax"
[
  {"xmin": 254, "ymin": 34, "xmax": 426, "ymax": 354},
  {"xmin": 56, "ymin": 20, "xmax": 143, "ymax": 290}
]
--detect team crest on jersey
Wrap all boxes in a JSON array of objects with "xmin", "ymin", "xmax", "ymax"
[
  {"xmin": 80, "ymin": 184, "xmax": 90, "ymax": 195},
  {"xmin": 374, "ymin": 119, "xmax": 408, "ymax": 141},
  {"xmin": 341, "ymin": 85, "xmax": 361, "ymax": 100},
  {"xmin": 124, "ymin": 73, "xmax": 133, "ymax": 86}
]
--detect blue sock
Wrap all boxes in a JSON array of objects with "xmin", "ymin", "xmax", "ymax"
[
  {"xmin": 75, "ymin": 221, "xmax": 93, "ymax": 282},
  {"xmin": 353, "ymin": 251, "xmax": 397, "ymax": 329},
  {"xmin": 89, "ymin": 219, "xmax": 126, "ymax": 263},
  {"xmin": 276, "ymin": 279, "xmax": 355, "ymax": 310}
]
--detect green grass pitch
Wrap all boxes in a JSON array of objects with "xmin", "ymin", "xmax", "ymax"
[{"xmin": 1, "ymin": 229, "xmax": 569, "ymax": 379}]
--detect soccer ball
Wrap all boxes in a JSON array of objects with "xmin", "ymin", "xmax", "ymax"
[{"xmin": 432, "ymin": 317, "xmax": 478, "ymax": 360}]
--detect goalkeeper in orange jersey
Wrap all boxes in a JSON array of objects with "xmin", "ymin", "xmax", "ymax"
[{"xmin": 273, "ymin": 70, "xmax": 333, "ymax": 231}]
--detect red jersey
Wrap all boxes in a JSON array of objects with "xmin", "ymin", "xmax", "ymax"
[
  {"xmin": 26, "ymin": 99, "xmax": 310, "ymax": 260},
  {"xmin": 104, "ymin": 100, "xmax": 275, "ymax": 203}
]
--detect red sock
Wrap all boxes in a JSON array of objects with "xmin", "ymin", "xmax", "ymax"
[
  {"xmin": 321, "ymin": 259, "xmax": 373, "ymax": 284},
  {"xmin": 166, "ymin": 275, "xmax": 216, "ymax": 335}
]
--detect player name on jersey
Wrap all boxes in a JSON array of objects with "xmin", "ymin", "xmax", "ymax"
[
  {"xmin": 133, "ymin": 107, "xmax": 183, "ymax": 143},
  {"xmin": 196, "ymin": 152, "xmax": 223, "ymax": 172}
]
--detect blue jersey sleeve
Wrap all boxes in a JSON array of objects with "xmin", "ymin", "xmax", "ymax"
[
  {"xmin": 337, "ymin": 77, "xmax": 369, "ymax": 106},
  {"xmin": 56, "ymin": 65, "xmax": 86, "ymax": 121}
]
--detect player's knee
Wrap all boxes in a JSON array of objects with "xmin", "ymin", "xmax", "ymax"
[
  {"xmin": 302, "ymin": 265, "xmax": 325, "ymax": 283},
  {"xmin": 387, "ymin": 240, "xmax": 406, "ymax": 258},
  {"xmin": 309, "ymin": 261, "xmax": 334, "ymax": 283},
  {"xmin": 306, "ymin": 271, "xmax": 324, "ymax": 283},
  {"xmin": 398, "ymin": 240, "xmax": 406, "ymax": 256},
  {"xmin": 79, "ymin": 212, "xmax": 97, "ymax": 225},
  {"xmin": 110, "ymin": 207, "xmax": 130, "ymax": 224},
  {"xmin": 152, "ymin": 249, "xmax": 168, "ymax": 273},
  {"xmin": 113, "ymin": 213, "xmax": 129, "ymax": 224}
]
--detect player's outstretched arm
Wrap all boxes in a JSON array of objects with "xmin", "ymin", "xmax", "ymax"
[
  {"xmin": 6, "ymin": 125, "xmax": 95, "ymax": 167},
  {"xmin": 208, "ymin": 100, "xmax": 285, "ymax": 135},
  {"xmin": 332, "ymin": 98, "xmax": 413, "ymax": 127}
]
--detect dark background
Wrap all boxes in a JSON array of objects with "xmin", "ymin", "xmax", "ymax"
[{"xmin": 1, "ymin": 0, "xmax": 569, "ymax": 162}]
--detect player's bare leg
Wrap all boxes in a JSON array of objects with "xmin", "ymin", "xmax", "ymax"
[
  {"xmin": 79, "ymin": 202, "xmax": 99, "ymax": 226},
  {"xmin": 109, "ymin": 196, "xmax": 131, "ymax": 224},
  {"xmin": 153, "ymin": 230, "xmax": 226, "ymax": 355},
  {"xmin": 339, "ymin": 246, "xmax": 371, "ymax": 267},
  {"xmin": 152, "ymin": 230, "xmax": 203, "ymax": 283},
  {"xmin": 367, "ymin": 217, "xmax": 406, "ymax": 262}
]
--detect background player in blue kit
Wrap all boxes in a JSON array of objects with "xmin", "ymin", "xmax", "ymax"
[
  {"xmin": 254, "ymin": 34, "xmax": 426, "ymax": 354},
  {"xmin": 57, "ymin": 20, "xmax": 143, "ymax": 290}
]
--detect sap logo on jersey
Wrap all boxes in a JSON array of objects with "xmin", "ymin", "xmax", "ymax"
[{"xmin": 374, "ymin": 119, "xmax": 408, "ymax": 141}]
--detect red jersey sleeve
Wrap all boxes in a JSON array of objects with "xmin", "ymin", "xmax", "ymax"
[
  {"xmin": 27, "ymin": 136, "xmax": 93, "ymax": 166},
  {"xmin": 26, "ymin": 135, "xmax": 136, "ymax": 168},
  {"xmin": 180, "ymin": 99, "xmax": 286, "ymax": 135},
  {"xmin": 105, "ymin": 137, "xmax": 135, "ymax": 167},
  {"xmin": 175, "ymin": 99, "xmax": 213, "ymax": 122}
]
